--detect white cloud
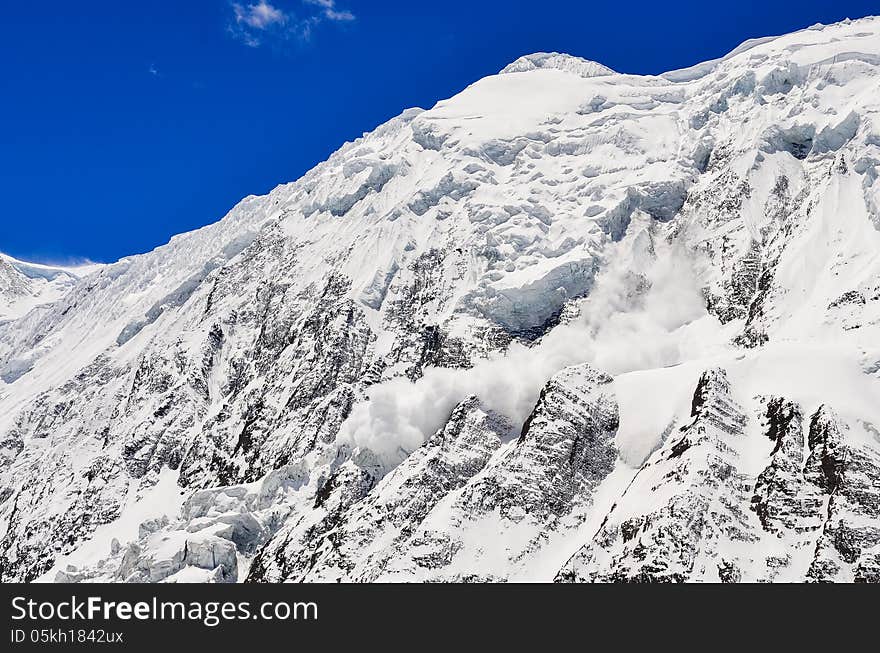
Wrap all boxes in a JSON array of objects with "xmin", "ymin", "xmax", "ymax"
[
  {"xmin": 229, "ymin": 1, "xmax": 289, "ymax": 46},
  {"xmin": 325, "ymin": 9, "xmax": 355, "ymax": 22},
  {"xmin": 233, "ymin": 1, "xmax": 288, "ymax": 29},
  {"xmin": 304, "ymin": 0, "xmax": 355, "ymax": 22},
  {"xmin": 228, "ymin": 1, "xmax": 355, "ymax": 48}
]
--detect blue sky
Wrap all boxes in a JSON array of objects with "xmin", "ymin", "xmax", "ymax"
[{"xmin": 1, "ymin": 0, "xmax": 876, "ymax": 263}]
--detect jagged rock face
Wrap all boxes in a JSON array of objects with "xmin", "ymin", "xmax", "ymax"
[
  {"xmin": 751, "ymin": 398, "xmax": 826, "ymax": 536},
  {"xmin": 245, "ymin": 363, "xmax": 618, "ymax": 582},
  {"xmin": 556, "ymin": 373, "xmax": 880, "ymax": 583},
  {"xmin": 805, "ymin": 408, "xmax": 880, "ymax": 582},
  {"xmin": 557, "ymin": 369, "xmax": 756, "ymax": 583},
  {"xmin": 247, "ymin": 397, "xmax": 515, "ymax": 582},
  {"xmin": 1, "ymin": 18, "xmax": 880, "ymax": 582},
  {"xmin": 381, "ymin": 364, "xmax": 619, "ymax": 581},
  {"xmin": 448, "ymin": 365, "xmax": 618, "ymax": 525}
]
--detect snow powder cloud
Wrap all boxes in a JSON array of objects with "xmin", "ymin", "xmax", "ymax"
[{"xmin": 338, "ymin": 231, "xmax": 720, "ymax": 471}]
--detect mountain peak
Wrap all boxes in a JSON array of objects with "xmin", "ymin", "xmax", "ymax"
[
  {"xmin": 499, "ymin": 52, "xmax": 615, "ymax": 78},
  {"xmin": 0, "ymin": 253, "xmax": 103, "ymax": 321}
]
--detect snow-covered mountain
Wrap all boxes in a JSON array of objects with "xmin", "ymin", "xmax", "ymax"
[
  {"xmin": 0, "ymin": 254, "xmax": 102, "ymax": 322},
  {"xmin": 1, "ymin": 17, "xmax": 879, "ymax": 583}
]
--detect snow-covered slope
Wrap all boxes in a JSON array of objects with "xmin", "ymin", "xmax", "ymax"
[
  {"xmin": 1, "ymin": 17, "xmax": 879, "ymax": 583},
  {"xmin": 0, "ymin": 254, "xmax": 102, "ymax": 322}
]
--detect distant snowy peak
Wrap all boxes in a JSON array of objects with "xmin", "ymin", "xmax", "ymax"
[
  {"xmin": 500, "ymin": 52, "xmax": 615, "ymax": 78},
  {"xmin": 0, "ymin": 253, "xmax": 103, "ymax": 320},
  {"xmin": 0, "ymin": 254, "xmax": 103, "ymax": 281}
]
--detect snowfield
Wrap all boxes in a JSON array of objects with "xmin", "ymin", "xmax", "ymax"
[{"xmin": 0, "ymin": 16, "xmax": 879, "ymax": 583}]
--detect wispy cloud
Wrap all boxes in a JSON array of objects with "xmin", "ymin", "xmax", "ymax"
[
  {"xmin": 304, "ymin": 0, "xmax": 355, "ymax": 22},
  {"xmin": 227, "ymin": 1, "xmax": 355, "ymax": 49},
  {"xmin": 148, "ymin": 63, "xmax": 160, "ymax": 77}
]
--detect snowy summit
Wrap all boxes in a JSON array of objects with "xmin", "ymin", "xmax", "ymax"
[{"xmin": 499, "ymin": 52, "xmax": 616, "ymax": 77}]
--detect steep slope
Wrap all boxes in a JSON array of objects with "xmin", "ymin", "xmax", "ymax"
[
  {"xmin": 245, "ymin": 363, "xmax": 618, "ymax": 582},
  {"xmin": 556, "ymin": 371, "xmax": 880, "ymax": 582},
  {"xmin": 0, "ymin": 254, "xmax": 101, "ymax": 323},
  {"xmin": 0, "ymin": 17, "xmax": 878, "ymax": 583}
]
